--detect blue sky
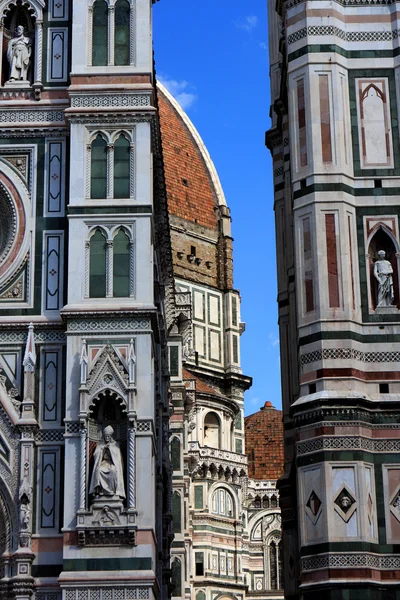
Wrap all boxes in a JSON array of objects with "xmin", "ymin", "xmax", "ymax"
[{"xmin": 153, "ymin": 0, "xmax": 281, "ymax": 415}]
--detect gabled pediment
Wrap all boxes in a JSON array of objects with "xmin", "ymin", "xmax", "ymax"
[{"xmin": 84, "ymin": 344, "xmax": 130, "ymax": 402}]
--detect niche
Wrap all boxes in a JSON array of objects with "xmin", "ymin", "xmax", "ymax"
[
  {"xmin": 368, "ymin": 227, "xmax": 399, "ymax": 310},
  {"xmin": 2, "ymin": 2, "xmax": 35, "ymax": 86},
  {"xmin": 88, "ymin": 389, "xmax": 127, "ymax": 505}
]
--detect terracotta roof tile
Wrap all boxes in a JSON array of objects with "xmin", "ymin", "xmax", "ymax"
[
  {"xmin": 245, "ymin": 403, "xmax": 284, "ymax": 481},
  {"xmin": 182, "ymin": 368, "xmax": 225, "ymax": 398},
  {"xmin": 158, "ymin": 88, "xmax": 218, "ymax": 230}
]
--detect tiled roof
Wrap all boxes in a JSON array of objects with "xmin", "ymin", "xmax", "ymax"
[
  {"xmin": 158, "ymin": 85, "xmax": 219, "ymax": 230},
  {"xmin": 182, "ymin": 368, "xmax": 225, "ymax": 398},
  {"xmin": 245, "ymin": 402, "xmax": 284, "ymax": 481}
]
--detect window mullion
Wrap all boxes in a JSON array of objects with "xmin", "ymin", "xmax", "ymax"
[
  {"xmin": 108, "ymin": 4, "xmax": 115, "ymax": 65},
  {"xmin": 107, "ymin": 143, "xmax": 114, "ymax": 198},
  {"xmin": 87, "ymin": 5, "xmax": 93, "ymax": 66},
  {"xmin": 129, "ymin": 239, "xmax": 135, "ymax": 297},
  {"xmin": 106, "ymin": 239, "xmax": 113, "ymax": 297}
]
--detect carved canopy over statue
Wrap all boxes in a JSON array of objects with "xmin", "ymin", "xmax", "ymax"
[
  {"xmin": 89, "ymin": 425, "xmax": 126, "ymax": 500},
  {"xmin": 7, "ymin": 25, "xmax": 32, "ymax": 82}
]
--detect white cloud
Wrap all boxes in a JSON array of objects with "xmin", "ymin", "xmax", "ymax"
[
  {"xmin": 259, "ymin": 41, "xmax": 268, "ymax": 50},
  {"xmin": 268, "ymin": 332, "xmax": 279, "ymax": 348},
  {"xmin": 234, "ymin": 15, "xmax": 258, "ymax": 33},
  {"xmin": 158, "ymin": 76, "xmax": 197, "ymax": 111}
]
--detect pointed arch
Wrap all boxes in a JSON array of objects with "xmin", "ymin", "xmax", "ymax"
[
  {"xmin": 114, "ymin": 134, "xmax": 130, "ymax": 199},
  {"xmin": 91, "ymin": 134, "xmax": 108, "ymax": 199},
  {"xmin": 89, "ymin": 228, "xmax": 107, "ymax": 298},
  {"xmin": 113, "ymin": 228, "xmax": 130, "ymax": 297}
]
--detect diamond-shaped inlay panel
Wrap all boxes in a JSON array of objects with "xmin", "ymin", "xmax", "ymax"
[
  {"xmin": 306, "ymin": 491, "xmax": 321, "ymax": 516},
  {"xmin": 334, "ymin": 489, "xmax": 356, "ymax": 513}
]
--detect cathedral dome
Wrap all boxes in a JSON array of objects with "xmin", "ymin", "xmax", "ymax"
[
  {"xmin": 157, "ymin": 82, "xmax": 226, "ymax": 232},
  {"xmin": 245, "ymin": 403, "xmax": 284, "ymax": 481}
]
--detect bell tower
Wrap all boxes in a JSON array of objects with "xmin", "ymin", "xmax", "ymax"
[{"xmin": 267, "ymin": 0, "xmax": 400, "ymax": 598}]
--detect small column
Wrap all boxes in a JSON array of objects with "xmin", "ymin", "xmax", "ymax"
[
  {"xmin": 78, "ymin": 423, "xmax": 88, "ymax": 511},
  {"xmin": 107, "ymin": 143, "xmax": 114, "ymax": 198},
  {"xmin": 129, "ymin": 142, "xmax": 135, "ymax": 198},
  {"xmin": 128, "ymin": 422, "xmax": 136, "ymax": 509},
  {"xmin": 33, "ymin": 20, "xmax": 43, "ymax": 87},
  {"xmin": 129, "ymin": 0, "xmax": 135, "ymax": 64},
  {"xmin": 106, "ymin": 240, "xmax": 113, "ymax": 297},
  {"xmin": 84, "ymin": 241, "xmax": 90, "ymax": 298},
  {"xmin": 108, "ymin": 5, "xmax": 115, "ymax": 66},
  {"xmin": 87, "ymin": 6, "xmax": 93, "ymax": 66},
  {"xmin": 129, "ymin": 240, "xmax": 135, "ymax": 297}
]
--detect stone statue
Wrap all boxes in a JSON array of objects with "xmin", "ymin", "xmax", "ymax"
[
  {"xmin": 7, "ymin": 25, "xmax": 32, "ymax": 82},
  {"xmin": 89, "ymin": 426, "xmax": 125, "ymax": 499},
  {"xmin": 374, "ymin": 250, "xmax": 394, "ymax": 307}
]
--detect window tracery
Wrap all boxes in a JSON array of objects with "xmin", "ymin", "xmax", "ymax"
[
  {"xmin": 88, "ymin": 130, "xmax": 134, "ymax": 200},
  {"xmin": 86, "ymin": 225, "xmax": 134, "ymax": 298},
  {"xmin": 89, "ymin": 0, "xmax": 134, "ymax": 67}
]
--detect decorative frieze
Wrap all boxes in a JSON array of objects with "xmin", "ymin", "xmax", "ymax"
[
  {"xmin": 297, "ymin": 436, "xmax": 400, "ymax": 455},
  {"xmin": 302, "ymin": 552, "xmax": 400, "ymax": 571},
  {"xmin": 70, "ymin": 94, "xmax": 151, "ymax": 109},
  {"xmin": 287, "ymin": 26, "xmax": 396, "ymax": 46},
  {"xmin": 66, "ymin": 318, "xmax": 150, "ymax": 334},
  {"xmin": 63, "ymin": 588, "xmax": 150, "ymax": 600}
]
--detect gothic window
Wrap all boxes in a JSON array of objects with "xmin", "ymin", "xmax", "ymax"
[
  {"xmin": 171, "ymin": 437, "xmax": 181, "ymax": 471},
  {"xmin": 89, "ymin": 229, "xmax": 107, "ymax": 298},
  {"xmin": 211, "ymin": 488, "xmax": 234, "ymax": 517},
  {"xmin": 113, "ymin": 228, "xmax": 130, "ymax": 297},
  {"xmin": 91, "ymin": 134, "xmax": 107, "ymax": 198},
  {"xmin": 90, "ymin": 0, "xmax": 132, "ymax": 67},
  {"xmin": 271, "ymin": 494, "xmax": 278, "ymax": 508},
  {"xmin": 172, "ymin": 491, "xmax": 181, "ymax": 533},
  {"xmin": 204, "ymin": 411, "xmax": 220, "ymax": 448},
  {"xmin": 114, "ymin": 134, "xmax": 130, "ymax": 198},
  {"xmin": 115, "ymin": 0, "xmax": 130, "ymax": 66},
  {"xmin": 171, "ymin": 558, "xmax": 182, "ymax": 597},
  {"xmin": 92, "ymin": 0, "xmax": 108, "ymax": 66},
  {"xmin": 89, "ymin": 131, "xmax": 133, "ymax": 199},
  {"xmin": 87, "ymin": 226, "xmax": 133, "ymax": 298},
  {"xmin": 268, "ymin": 537, "xmax": 283, "ymax": 590}
]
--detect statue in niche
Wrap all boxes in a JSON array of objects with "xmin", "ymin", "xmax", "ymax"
[
  {"xmin": 7, "ymin": 25, "xmax": 32, "ymax": 82},
  {"xmin": 374, "ymin": 250, "xmax": 394, "ymax": 307},
  {"xmin": 89, "ymin": 426, "xmax": 125, "ymax": 500}
]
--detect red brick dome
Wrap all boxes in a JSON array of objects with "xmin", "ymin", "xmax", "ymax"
[
  {"xmin": 157, "ymin": 82, "xmax": 226, "ymax": 231},
  {"xmin": 245, "ymin": 403, "xmax": 284, "ymax": 481}
]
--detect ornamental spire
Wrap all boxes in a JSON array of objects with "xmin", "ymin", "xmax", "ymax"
[{"xmin": 23, "ymin": 323, "xmax": 36, "ymax": 373}]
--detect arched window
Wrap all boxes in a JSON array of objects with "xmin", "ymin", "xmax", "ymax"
[
  {"xmin": 115, "ymin": 0, "xmax": 130, "ymax": 66},
  {"xmin": 211, "ymin": 488, "xmax": 234, "ymax": 517},
  {"xmin": 172, "ymin": 491, "xmax": 181, "ymax": 533},
  {"xmin": 171, "ymin": 437, "xmax": 181, "ymax": 471},
  {"xmin": 114, "ymin": 134, "xmax": 130, "ymax": 198},
  {"xmin": 204, "ymin": 412, "xmax": 220, "ymax": 449},
  {"xmin": 263, "ymin": 495, "xmax": 270, "ymax": 508},
  {"xmin": 269, "ymin": 537, "xmax": 283, "ymax": 590},
  {"xmin": 254, "ymin": 495, "xmax": 261, "ymax": 509},
  {"xmin": 92, "ymin": 0, "xmax": 108, "ymax": 66},
  {"xmin": 113, "ymin": 229, "xmax": 130, "ymax": 297},
  {"xmin": 89, "ymin": 229, "xmax": 107, "ymax": 297},
  {"xmin": 196, "ymin": 592, "xmax": 206, "ymax": 600},
  {"xmin": 171, "ymin": 558, "xmax": 182, "ymax": 597},
  {"xmin": 271, "ymin": 494, "xmax": 278, "ymax": 508},
  {"xmin": 91, "ymin": 135, "xmax": 107, "ymax": 199}
]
